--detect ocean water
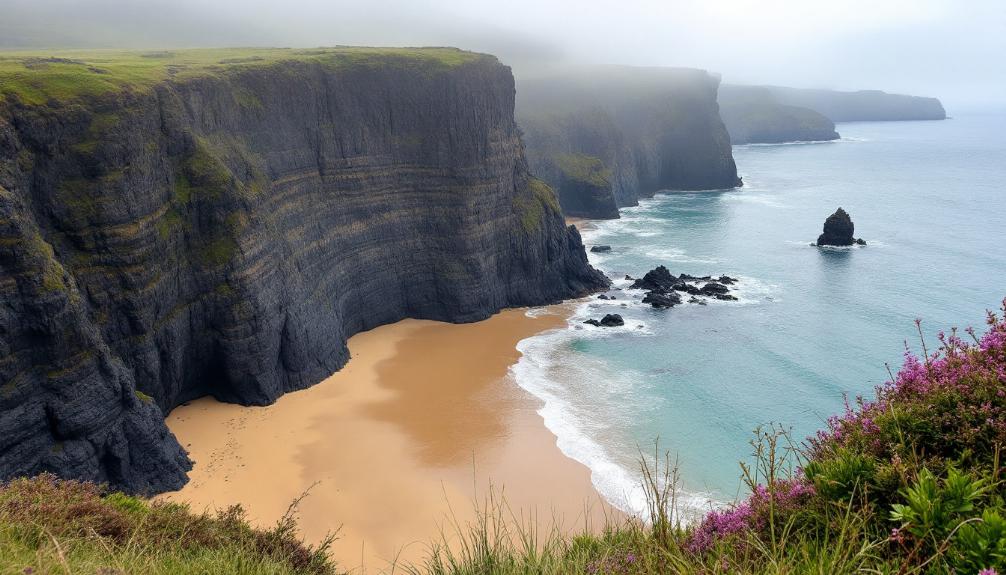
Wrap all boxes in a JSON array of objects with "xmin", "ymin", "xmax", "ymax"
[{"xmin": 513, "ymin": 113, "xmax": 1006, "ymax": 519}]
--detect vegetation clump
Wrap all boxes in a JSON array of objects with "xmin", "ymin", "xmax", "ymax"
[
  {"xmin": 514, "ymin": 178, "xmax": 561, "ymax": 233},
  {"xmin": 554, "ymin": 153, "xmax": 612, "ymax": 188},
  {"xmin": 0, "ymin": 474, "xmax": 337, "ymax": 574}
]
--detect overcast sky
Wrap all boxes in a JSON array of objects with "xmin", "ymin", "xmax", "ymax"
[{"xmin": 2, "ymin": 0, "xmax": 1004, "ymax": 110}]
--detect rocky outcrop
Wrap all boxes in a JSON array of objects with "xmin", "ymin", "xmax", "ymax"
[
  {"xmin": 517, "ymin": 66, "xmax": 741, "ymax": 219},
  {"xmin": 0, "ymin": 48, "xmax": 608, "ymax": 493},
  {"xmin": 584, "ymin": 313, "xmax": 624, "ymax": 327},
  {"xmin": 719, "ymin": 85, "xmax": 840, "ymax": 144},
  {"xmin": 816, "ymin": 208, "xmax": 866, "ymax": 246},
  {"xmin": 765, "ymin": 86, "xmax": 946, "ymax": 122},
  {"xmin": 630, "ymin": 265, "xmax": 739, "ymax": 306}
]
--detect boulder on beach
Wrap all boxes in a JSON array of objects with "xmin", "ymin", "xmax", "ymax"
[{"xmin": 816, "ymin": 207, "xmax": 866, "ymax": 246}]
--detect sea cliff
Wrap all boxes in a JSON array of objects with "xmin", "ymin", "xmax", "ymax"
[
  {"xmin": 517, "ymin": 66, "xmax": 740, "ymax": 219},
  {"xmin": 765, "ymin": 86, "xmax": 947, "ymax": 122},
  {"xmin": 718, "ymin": 85, "xmax": 840, "ymax": 144},
  {"xmin": 0, "ymin": 48, "xmax": 607, "ymax": 493}
]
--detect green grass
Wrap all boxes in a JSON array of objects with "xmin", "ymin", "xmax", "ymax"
[
  {"xmin": 513, "ymin": 178, "xmax": 561, "ymax": 234},
  {"xmin": 0, "ymin": 47, "xmax": 487, "ymax": 105},
  {"xmin": 0, "ymin": 474, "xmax": 337, "ymax": 575},
  {"xmin": 554, "ymin": 153, "xmax": 612, "ymax": 187}
]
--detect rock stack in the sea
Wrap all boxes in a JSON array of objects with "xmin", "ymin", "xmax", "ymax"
[
  {"xmin": 816, "ymin": 208, "xmax": 867, "ymax": 246},
  {"xmin": 629, "ymin": 266, "xmax": 738, "ymax": 307}
]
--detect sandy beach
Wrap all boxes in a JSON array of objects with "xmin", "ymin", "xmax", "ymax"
[{"xmin": 162, "ymin": 306, "xmax": 614, "ymax": 572}]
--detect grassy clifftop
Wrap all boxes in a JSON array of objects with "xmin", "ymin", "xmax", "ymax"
[
  {"xmin": 0, "ymin": 474, "xmax": 336, "ymax": 574},
  {"xmin": 0, "ymin": 47, "xmax": 487, "ymax": 105}
]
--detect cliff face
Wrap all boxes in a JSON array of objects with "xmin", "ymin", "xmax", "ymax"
[
  {"xmin": 517, "ymin": 66, "xmax": 740, "ymax": 219},
  {"xmin": 718, "ymin": 85, "xmax": 840, "ymax": 144},
  {"xmin": 0, "ymin": 48, "xmax": 607, "ymax": 493},
  {"xmin": 765, "ymin": 86, "xmax": 947, "ymax": 122}
]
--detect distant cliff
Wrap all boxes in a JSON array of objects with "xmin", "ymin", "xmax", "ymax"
[
  {"xmin": 0, "ymin": 48, "xmax": 608, "ymax": 493},
  {"xmin": 719, "ymin": 85, "xmax": 839, "ymax": 144},
  {"xmin": 517, "ymin": 67, "xmax": 740, "ymax": 219},
  {"xmin": 764, "ymin": 86, "xmax": 947, "ymax": 122}
]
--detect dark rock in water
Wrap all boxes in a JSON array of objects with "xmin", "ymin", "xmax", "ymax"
[
  {"xmin": 701, "ymin": 282, "xmax": 730, "ymax": 295},
  {"xmin": 625, "ymin": 275, "xmax": 635, "ymax": 281},
  {"xmin": 585, "ymin": 314, "xmax": 625, "ymax": 327},
  {"xmin": 598, "ymin": 294, "xmax": 610, "ymax": 300},
  {"xmin": 590, "ymin": 245, "xmax": 612, "ymax": 253},
  {"xmin": 643, "ymin": 291, "xmax": 682, "ymax": 309},
  {"xmin": 673, "ymin": 283, "xmax": 703, "ymax": 296},
  {"xmin": 856, "ymin": 238, "xmax": 867, "ymax": 246},
  {"xmin": 630, "ymin": 265, "xmax": 677, "ymax": 292},
  {"xmin": 816, "ymin": 207, "xmax": 857, "ymax": 246},
  {"xmin": 600, "ymin": 314, "xmax": 625, "ymax": 327},
  {"xmin": 688, "ymin": 297, "xmax": 707, "ymax": 306},
  {"xmin": 713, "ymin": 293, "xmax": 739, "ymax": 301},
  {"xmin": 718, "ymin": 275, "xmax": 737, "ymax": 285}
]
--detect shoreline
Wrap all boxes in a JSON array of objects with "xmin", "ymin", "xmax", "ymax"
[{"xmin": 161, "ymin": 306, "xmax": 615, "ymax": 571}]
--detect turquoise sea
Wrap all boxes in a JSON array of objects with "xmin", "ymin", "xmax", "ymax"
[{"xmin": 513, "ymin": 113, "xmax": 1006, "ymax": 517}]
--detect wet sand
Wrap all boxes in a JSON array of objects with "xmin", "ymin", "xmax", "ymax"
[{"xmin": 162, "ymin": 307, "xmax": 614, "ymax": 572}]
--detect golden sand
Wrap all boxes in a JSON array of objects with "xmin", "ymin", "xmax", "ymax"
[{"xmin": 162, "ymin": 307, "xmax": 613, "ymax": 572}]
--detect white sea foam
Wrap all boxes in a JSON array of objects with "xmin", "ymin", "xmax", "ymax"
[
  {"xmin": 721, "ymin": 193, "xmax": 786, "ymax": 208},
  {"xmin": 735, "ymin": 139, "xmax": 840, "ymax": 148},
  {"xmin": 524, "ymin": 306, "xmax": 557, "ymax": 319},
  {"xmin": 511, "ymin": 321, "xmax": 720, "ymax": 521},
  {"xmin": 511, "ymin": 193, "xmax": 784, "ymax": 522},
  {"xmin": 641, "ymin": 246, "xmax": 721, "ymax": 265},
  {"xmin": 724, "ymin": 276, "xmax": 780, "ymax": 305}
]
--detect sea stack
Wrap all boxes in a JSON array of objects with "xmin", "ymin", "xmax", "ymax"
[{"xmin": 816, "ymin": 208, "xmax": 866, "ymax": 246}]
